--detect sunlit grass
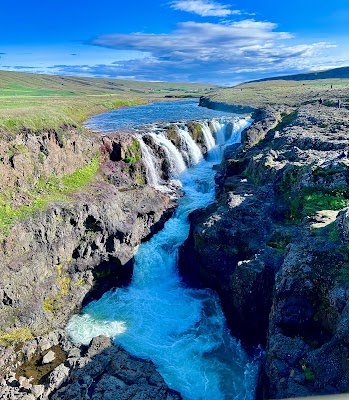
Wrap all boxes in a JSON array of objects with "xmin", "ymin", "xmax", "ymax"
[
  {"xmin": 0, "ymin": 70, "xmax": 216, "ymax": 133},
  {"xmin": 208, "ymin": 78, "xmax": 349, "ymax": 108}
]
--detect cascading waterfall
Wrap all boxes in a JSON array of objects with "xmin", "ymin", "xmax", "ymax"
[
  {"xmin": 138, "ymin": 119, "xmax": 220, "ymax": 189},
  {"xmin": 177, "ymin": 126, "xmax": 202, "ymax": 166},
  {"xmin": 150, "ymin": 131, "xmax": 187, "ymax": 176},
  {"xmin": 138, "ymin": 136, "xmax": 161, "ymax": 186},
  {"xmin": 67, "ymin": 115, "xmax": 261, "ymax": 400},
  {"xmin": 199, "ymin": 121, "xmax": 216, "ymax": 150},
  {"xmin": 211, "ymin": 119, "xmax": 227, "ymax": 144}
]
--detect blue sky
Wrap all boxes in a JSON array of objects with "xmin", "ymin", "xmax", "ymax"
[{"xmin": 0, "ymin": 0, "xmax": 348, "ymax": 85}]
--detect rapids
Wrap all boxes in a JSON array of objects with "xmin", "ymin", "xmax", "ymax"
[{"xmin": 68, "ymin": 101, "xmax": 260, "ymax": 399}]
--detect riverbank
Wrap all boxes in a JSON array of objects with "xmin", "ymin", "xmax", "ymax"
[
  {"xmin": 180, "ymin": 80, "xmax": 349, "ymax": 398},
  {"xmin": 0, "ymin": 72, "xmax": 215, "ymax": 398}
]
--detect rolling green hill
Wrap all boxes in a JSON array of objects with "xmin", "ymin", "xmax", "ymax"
[
  {"xmin": 0, "ymin": 70, "xmax": 217, "ymax": 132},
  {"xmin": 205, "ymin": 66, "xmax": 349, "ymax": 109},
  {"xmin": 251, "ymin": 66, "xmax": 349, "ymax": 83}
]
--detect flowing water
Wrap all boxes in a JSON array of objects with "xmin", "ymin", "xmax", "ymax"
[
  {"xmin": 85, "ymin": 99, "xmax": 242, "ymax": 131},
  {"xmin": 67, "ymin": 100, "xmax": 261, "ymax": 399}
]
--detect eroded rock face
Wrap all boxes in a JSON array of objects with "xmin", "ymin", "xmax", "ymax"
[
  {"xmin": 179, "ymin": 176, "xmax": 282, "ymax": 346},
  {"xmin": 0, "ymin": 180, "xmax": 172, "ymax": 339},
  {"xmin": 0, "ymin": 126, "xmax": 176, "ymax": 378},
  {"xmin": 0, "ymin": 125, "xmax": 99, "ymax": 203}
]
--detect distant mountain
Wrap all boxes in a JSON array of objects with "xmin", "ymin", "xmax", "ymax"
[{"xmin": 252, "ymin": 66, "xmax": 349, "ymax": 83}]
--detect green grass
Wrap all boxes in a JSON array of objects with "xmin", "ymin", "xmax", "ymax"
[
  {"xmin": 0, "ymin": 70, "xmax": 216, "ymax": 133},
  {"xmin": 0, "ymin": 96, "xmax": 147, "ymax": 133},
  {"xmin": 124, "ymin": 138, "xmax": 141, "ymax": 163},
  {"xmin": 0, "ymin": 155, "xmax": 100, "ymax": 236},
  {"xmin": 206, "ymin": 77, "xmax": 349, "ymax": 109}
]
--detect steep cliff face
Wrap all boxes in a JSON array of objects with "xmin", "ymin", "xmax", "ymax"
[
  {"xmin": 179, "ymin": 103, "xmax": 349, "ymax": 398},
  {"xmin": 0, "ymin": 181, "xmax": 171, "ymax": 334},
  {"xmin": 0, "ymin": 128, "xmax": 174, "ymax": 370}
]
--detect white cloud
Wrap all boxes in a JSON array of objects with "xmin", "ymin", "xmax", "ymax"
[
  {"xmin": 84, "ymin": 19, "xmax": 340, "ymax": 84},
  {"xmin": 170, "ymin": 0, "xmax": 239, "ymax": 17},
  {"xmin": 91, "ymin": 20, "xmax": 294, "ymax": 60}
]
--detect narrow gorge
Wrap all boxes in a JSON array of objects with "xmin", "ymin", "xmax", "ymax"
[
  {"xmin": 2, "ymin": 92, "xmax": 349, "ymax": 400},
  {"xmin": 1, "ymin": 100, "xmax": 260, "ymax": 399}
]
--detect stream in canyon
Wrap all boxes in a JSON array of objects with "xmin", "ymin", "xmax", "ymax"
[{"xmin": 67, "ymin": 100, "xmax": 261, "ymax": 399}]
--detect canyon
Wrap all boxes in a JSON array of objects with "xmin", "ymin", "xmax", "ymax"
[{"xmin": 1, "ymin": 84, "xmax": 349, "ymax": 399}]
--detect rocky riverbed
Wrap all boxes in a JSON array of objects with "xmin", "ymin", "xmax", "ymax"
[{"xmin": 180, "ymin": 92, "xmax": 349, "ymax": 398}]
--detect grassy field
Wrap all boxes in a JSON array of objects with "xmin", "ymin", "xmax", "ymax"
[
  {"xmin": 207, "ymin": 78, "xmax": 349, "ymax": 109},
  {"xmin": 0, "ymin": 70, "xmax": 216, "ymax": 132}
]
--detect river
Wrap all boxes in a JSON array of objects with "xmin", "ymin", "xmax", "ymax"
[{"xmin": 66, "ymin": 99, "xmax": 261, "ymax": 399}]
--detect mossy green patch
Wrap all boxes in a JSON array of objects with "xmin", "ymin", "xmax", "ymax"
[
  {"xmin": 313, "ymin": 168, "xmax": 344, "ymax": 177},
  {"xmin": 43, "ymin": 265, "xmax": 71, "ymax": 312},
  {"xmin": 288, "ymin": 188, "xmax": 349, "ymax": 221},
  {"xmin": 272, "ymin": 111, "xmax": 298, "ymax": 133},
  {"xmin": 94, "ymin": 269, "xmax": 111, "ymax": 279},
  {"xmin": 267, "ymin": 234, "xmax": 292, "ymax": 253},
  {"xmin": 300, "ymin": 358, "xmax": 316, "ymax": 381},
  {"xmin": 187, "ymin": 122, "xmax": 203, "ymax": 142},
  {"xmin": 8, "ymin": 143, "xmax": 28, "ymax": 159},
  {"xmin": 124, "ymin": 138, "xmax": 141, "ymax": 163},
  {"xmin": 74, "ymin": 278, "xmax": 86, "ymax": 287}
]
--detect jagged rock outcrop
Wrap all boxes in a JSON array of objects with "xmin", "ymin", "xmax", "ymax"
[
  {"xmin": 0, "ymin": 125, "xmax": 98, "ymax": 203},
  {"xmin": 0, "ymin": 332, "xmax": 181, "ymax": 399},
  {"xmin": 179, "ymin": 102, "xmax": 349, "ymax": 398},
  {"xmin": 179, "ymin": 172, "xmax": 282, "ymax": 346}
]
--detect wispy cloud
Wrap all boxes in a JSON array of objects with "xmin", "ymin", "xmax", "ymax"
[
  {"xmin": 90, "ymin": 20, "xmax": 293, "ymax": 59},
  {"xmin": 170, "ymin": 0, "xmax": 240, "ymax": 17},
  {"xmin": 81, "ymin": 19, "xmax": 338, "ymax": 84}
]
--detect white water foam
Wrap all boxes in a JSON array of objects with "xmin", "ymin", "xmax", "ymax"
[
  {"xmin": 177, "ymin": 126, "xmax": 203, "ymax": 166},
  {"xmin": 150, "ymin": 131, "xmax": 187, "ymax": 176},
  {"xmin": 138, "ymin": 136, "xmax": 161, "ymax": 186},
  {"xmin": 211, "ymin": 119, "xmax": 227, "ymax": 145},
  {"xmin": 67, "ymin": 116, "xmax": 260, "ymax": 400},
  {"xmin": 199, "ymin": 121, "xmax": 216, "ymax": 151}
]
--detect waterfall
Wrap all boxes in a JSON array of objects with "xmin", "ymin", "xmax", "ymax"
[
  {"xmin": 66, "ymin": 115, "xmax": 260, "ymax": 400},
  {"xmin": 228, "ymin": 118, "xmax": 249, "ymax": 144},
  {"xmin": 177, "ymin": 127, "xmax": 202, "ymax": 166},
  {"xmin": 149, "ymin": 131, "xmax": 187, "ymax": 176},
  {"xmin": 199, "ymin": 121, "xmax": 216, "ymax": 151},
  {"xmin": 210, "ymin": 119, "xmax": 226, "ymax": 144},
  {"xmin": 138, "ymin": 137, "xmax": 161, "ymax": 186},
  {"xmin": 138, "ymin": 118, "xmax": 241, "ymax": 187}
]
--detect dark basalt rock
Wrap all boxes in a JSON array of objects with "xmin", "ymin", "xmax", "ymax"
[
  {"xmin": 179, "ymin": 102, "xmax": 349, "ymax": 398},
  {"xmin": 0, "ymin": 332, "xmax": 181, "ymax": 400},
  {"xmin": 179, "ymin": 178, "xmax": 281, "ymax": 347}
]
